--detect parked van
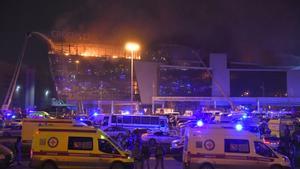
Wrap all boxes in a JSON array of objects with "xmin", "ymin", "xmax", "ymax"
[
  {"xmin": 183, "ymin": 124, "xmax": 291, "ymax": 169},
  {"xmin": 30, "ymin": 126, "xmax": 133, "ymax": 169}
]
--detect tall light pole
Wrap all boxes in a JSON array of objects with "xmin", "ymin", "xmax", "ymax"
[
  {"xmin": 75, "ymin": 60, "xmax": 80, "ymax": 73},
  {"xmin": 125, "ymin": 42, "xmax": 140, "ymax": 102}
]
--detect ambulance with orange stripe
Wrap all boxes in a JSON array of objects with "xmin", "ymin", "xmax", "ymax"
[
  {"xmin": 183, "ymin": 122, "xmax": 291, "ymax": 169},
  {"xmin": 30, "ymin": 126, "xmax": 133, "ymax": 169}
]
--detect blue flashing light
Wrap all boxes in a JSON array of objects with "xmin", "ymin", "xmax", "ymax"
[
  {"xmin": 197, "ymin": 120, "xmax": 204, "ymax": 127},
  {"xmin": 93, "ymin": 112, "xmax": 98, "ymax": 116},
  {"xmin": 235, "ymin": 124, "xmax": 243, "ymax": 131},
  {"xmin": 6, "ymin": 113, "xmax": 11, "ymax": 116},
  {"xmin": 12, "ymin": 115, "xmax": 16, "ymax": 119},
  {"xmin": 80, "ymin": 118, "xmax": 84, "ymax": 121},
  {"xmin": 242, "ymin": 114, "xmax": 247, "ymax": 119},
  {"xmin": 122, "ymin": 111, "xmax": 130, "ymax": 115}
]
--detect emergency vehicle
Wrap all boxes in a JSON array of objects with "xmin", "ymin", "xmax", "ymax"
[
  {"xmin": 268, "ymin": 118, "xmax": 296, "ymax": 138},
  {"xmin": 22, "ymin": 119, "xmax": 77, "ymax": 144},
  {"xmin": 101, "ymin": 114, "xmax": 169, "ymax": 132},
  {"xmin": 183, "ymin": 123, "xmax": 291, "ymax": 169},
  {"xmin": 30, "ymin": 126, "xmax": 133, "ymax": 169}
]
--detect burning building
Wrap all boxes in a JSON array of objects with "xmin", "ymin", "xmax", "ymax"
[{"xmin": 48, "ymin": 32, "xmax": 141, "ymax": 103}]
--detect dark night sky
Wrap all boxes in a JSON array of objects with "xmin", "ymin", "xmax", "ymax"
[{"xmin": 1, "ymin": 0, "xmax": 300, "ymax": 65}]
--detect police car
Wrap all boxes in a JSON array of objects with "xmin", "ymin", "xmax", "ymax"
[{"xmin": 183, "ymin": 121, "xmax": 291, "ymax": 169}]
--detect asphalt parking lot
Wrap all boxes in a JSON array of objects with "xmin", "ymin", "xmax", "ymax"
[{"xmin": 9, "ymin": 157, "xmax": 182, "ymax": 169}]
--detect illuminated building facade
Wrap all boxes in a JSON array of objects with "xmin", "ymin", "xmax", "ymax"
[
  {"xmin": 45, "ymin": 33, "xmax": 300, "ymax": 113},
  {"xmin": 49, "ymin": 46, "xmax": 141, "ymax": 102}
]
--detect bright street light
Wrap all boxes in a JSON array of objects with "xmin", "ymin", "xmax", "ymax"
[
  {"xmin": 75, "ymin": 60, "xmax": 80, "ymax": 73},
  {"xmin": 125, "ymin": 42, "xmax": 140, "ymax": 102},
  {"xmin": 125, "ymin": 42, "xmax": 140, "ymax": 53},
  {"xmin": 45, "ymin": 90, "xmax": 50, "ymax": 97},
  {"xmin": 15, "ymin": 85, "xmax": 21, "ymax": 93}
]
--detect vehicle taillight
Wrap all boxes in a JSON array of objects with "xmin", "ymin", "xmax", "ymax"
[
  {"xmin": 263, "ymin": 138, "xmax": 270, "ymax": 144},
  {"xmin": 187, "ymin": 151, "xmax": 191, "ymax": 162}
]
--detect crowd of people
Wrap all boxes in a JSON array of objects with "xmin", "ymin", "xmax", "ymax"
[
  {"xmin": 132, "ymin": 142, "xmax": 166, "ymax": 169},
  {"xmin": 278, "ymin": 125, "xmax": 300, "ymax": 168},
  {"xmin": 114, "ymin": 131, "xmax": 166, "ymax": 169}
]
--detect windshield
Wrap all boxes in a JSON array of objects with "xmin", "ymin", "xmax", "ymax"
[{"xmin": 100, "ymin": 131, "xmax": 125, "ymax": 152}]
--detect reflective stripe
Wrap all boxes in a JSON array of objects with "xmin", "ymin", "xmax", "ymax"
[
  {"xmin": 23, "ymin": 120, "xmax": 73, "ymax": 123},
  {"xmin": 38, "ymin": 129, "xmax": 96, "ymax": 133},
  {"xmin": 189, "ymin": 153, "xmax": 274, "ymax": 162},
  {"xmin": 33, "ymin": 151, "xmax": 127, "ymax": 158}
]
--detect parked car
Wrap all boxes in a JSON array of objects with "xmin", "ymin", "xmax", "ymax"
[
  {"xmin": 1, "ymin": 125, "xmax": 22, "ymax": 137},
  {"xmin": 0, "ymin": 120, "xmax": 4, "ymax": 129},
  {"xmin": 74, "ymin": 114, "xmax": 88, "ymax": 121},
  {"xmin": 132, "ymin": 128, "xmax": 152, "ymax": 136},
  {"xmin": 178, "ymin": 120, "xmax": 197, "ymax": 128},
  {"xmin": 78, "ymin": 120, "xmax": 93, "ymax": 126},
  {"xmin": 103, "ymin": 126, "xmax": 130, "ymax": 139},
  {"xmin": 141, "ymin": 131, "xmax": 180, "ymax": 145},
  {"xmin": 262, "ymin": 135, "xmax": 280, "ymax": 150},
  {"xmin": 0, "ymin": 144, "xmax": 13, "ymax": 168},
  {"xmin": 10, "ymin": 119, "xmax": 22, "ymax": 127},
  {"xmin": 170, "ymin": 138, "xmax": 184, "ymax": 162}
]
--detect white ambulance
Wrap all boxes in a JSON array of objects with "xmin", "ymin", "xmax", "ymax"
[
  {"xmin": 30, "ymin": 126, "xmax": 133, "ymax": 169},
  {"xmin": 183, "ymin": 123, "xmax": 291, "ymax": 169}
]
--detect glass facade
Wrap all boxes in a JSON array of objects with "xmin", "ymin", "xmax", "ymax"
[
  {"xmin": 230, "ymin": 71, "xmax": 287, "ymax": 97},
  {"xmin": 50, "ymin": 54, "xmax": 133, "ymax": 101},
  {"xmin": 159, "ymin": 66, "xmax": 212, "ymax": 96}
]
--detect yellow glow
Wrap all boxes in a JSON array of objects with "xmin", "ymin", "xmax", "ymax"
[
  {"xmin": 125, "ymin": 42, "xmax": 140, "ymax": 51},
  {"xmin": 52, "ymin": 42, "xmax": 141, "ymax": 60},
  {"xmin": 75, "ymin": 60, "xmax": 80, "ymax": 64},
  {"xmin": 81, "ymin": 51, "xmax": 98, "ymax": 57}
]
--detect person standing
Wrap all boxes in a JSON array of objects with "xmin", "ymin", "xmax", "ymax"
[
  {"xmin": 132, "ymin": 143, "xmax": 142, "ymax": 169},
  {"xmin": 141, "ymin": 143, "xmax": 151, "ymax": 169},
  {"xmin": 283, "ymin": 125, "xmax": 291, "ymax": 156},
  {"xmin": 289, "ymin": 142, "xmax": 296, "ymax": 169},
  {"xmin": 15, "ymin": 137, "xmax": 22, "ymax": 165},
  {"xmin": 154, "ymin": 143, "xmax": 165, "ymax": 169}
]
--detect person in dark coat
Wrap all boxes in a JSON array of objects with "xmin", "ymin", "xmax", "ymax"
[
  {"xmin": 15, "ymin": 136, "xmax": 22, "ymax": 165},
  {"xmin": 280, "ymin": 125, "xmax": 291, "ymax": 156},
  {"xmin": 154, "ymin": 143, "xmax": 165, "ymax": 169},
  {"xmin": 141, "ymin": 143, "xmax": 151, "ymax": 169},
  {"xmin": 132, "ymin": 143, "xmax": 142, "ymax": 169}
]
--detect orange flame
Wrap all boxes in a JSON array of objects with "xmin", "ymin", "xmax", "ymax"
[{"xmin": 53, "ymin": 42, "xmax": 141, "ymax": 60}]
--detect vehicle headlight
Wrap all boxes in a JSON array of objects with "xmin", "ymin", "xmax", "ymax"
[
  {"xmin": 282, "ymin": 156, "xmax": 290, "ymax": 163},
  {"xmin": 125, "ymin": 153, "xmax": 132, "ymax": 160}
]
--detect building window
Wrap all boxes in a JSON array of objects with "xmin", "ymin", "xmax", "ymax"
[
  {"xmin": 68, "ymin": 137, "xmax": 93, "ymax": 151},
  {"xmin": 224, "ymin": 139, "xmax": 249, "ymax": 153}
]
